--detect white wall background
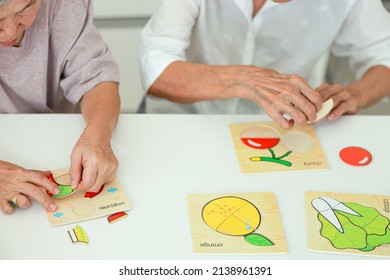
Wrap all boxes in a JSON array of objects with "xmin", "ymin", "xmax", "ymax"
[
  {"xmin": 93, "ymin": 0, "xmax": 390, "ymax": 115},
  {"xmin": 94, "ymin": 0, "xmax": 161, "ymax": 19},
  {"xmin": 93, "ymin": 0, "xmax": 161, "ymax": 113}
]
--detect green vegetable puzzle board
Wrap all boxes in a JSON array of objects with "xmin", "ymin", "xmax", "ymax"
[
  {"xmin": 305, "ymin": 191, "xmax": 390, "ymax": 257},
  {"xmin": 187, "ymin": 193, "xmax": 287, "ymax": 254},
  {"xmin": 230, "ymin": 122, "xmax": 328, "ymax": 174}
]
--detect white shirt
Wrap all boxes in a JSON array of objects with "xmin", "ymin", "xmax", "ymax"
[{"xmin": 139, "ymin": 0, "xmax": 390, "ymax": 114}]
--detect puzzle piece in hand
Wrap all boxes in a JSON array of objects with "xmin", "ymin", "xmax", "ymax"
[
  {"xmin": 47, "ymin": 173, "xmax": 105, "ymax": 199},
  {"xmin": 46, "ymin": 168, "xmax": 131, "ymax": 227},
  {"xmin": 309, "ymin": 99, "xmax": 334, "ymax": 123},
  {"xmin": 46, "ymin": 173, "xmax": 76, "ymax": 199}
]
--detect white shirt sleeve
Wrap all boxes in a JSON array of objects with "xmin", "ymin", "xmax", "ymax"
[
  {"xmin": 330, "ymin": 0, "xmax": 390, "ymax": 79},
  {"xmin": 139, "ymin": 0, "xmax": 201, "ymax": 92}
]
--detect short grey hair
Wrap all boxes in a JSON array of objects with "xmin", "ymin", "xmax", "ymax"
[{"xmin": 0, "ymin": 0, "xmax": 10, "ymax": 7}]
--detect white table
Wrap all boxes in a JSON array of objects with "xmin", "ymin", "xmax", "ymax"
[{"xmin": 0, "ymin": 114, "xmax": 389, "ymax": 260}]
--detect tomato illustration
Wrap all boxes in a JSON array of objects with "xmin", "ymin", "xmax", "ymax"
[
  {"xmin": 240, "ymin": 125, "xmax": 280, "ymax": 149},
  {"xmin": 240, "ymin": 125, "xmax": 292, "ymax": 167}
]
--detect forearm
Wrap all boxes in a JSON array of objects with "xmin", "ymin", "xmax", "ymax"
[
  {"xmin": 71, "ymin": 81, "xmax": 120, "ymax": 191},
  {"xmin": 80, "ymin": 81, "xmax": 120, "ymax": 140},
  {"xmin": 148, "ymin": 61, "xmax": 322, "ymax": 128},
  {"xmin": 347, "ymin": 65, "xmax": 390, "ymax": 109},
  {"xmin": 148, "ymin": 61, "xmax": 242, "ymax": 103}
]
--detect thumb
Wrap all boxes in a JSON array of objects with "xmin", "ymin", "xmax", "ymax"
[{"xmin": 70, "ymin": 151, "xmax": 83, "ymax": 189}]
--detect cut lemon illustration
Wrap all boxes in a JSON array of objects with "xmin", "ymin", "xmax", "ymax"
[{"xmin": 202, "ymin": 196, "xmax": 274, "ymax": 246}]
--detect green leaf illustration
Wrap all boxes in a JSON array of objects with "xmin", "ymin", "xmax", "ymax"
[
  {"xmin": 367, "ymin": 227, "xmax": 390, "ymax": 247},
  {"xmin": 319, "ymin": 213, "xmax": 367, "ymax": 249},
  {"xmin": 359, "ymin": 244, "xmax": 376, "ymax": 252},
  {"xmin": 244, "ymin": 233, "xmax": 274, "ymax": 246},
  {"xmin": 317, "ymin": 201, "xmax": 390, "ymax": 251},
  {"xmin": 339, "ymin": 203, "xmax": 390, "ymax": 235}
]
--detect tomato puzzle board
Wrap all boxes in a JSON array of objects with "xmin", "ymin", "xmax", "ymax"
[
  {"xmin": 187, "ymin": 193, "xmax": 287, "ymax": 254},
  {"xmin": 305, "ymin": 191, "xmax": 390, "ymax": 257},
  {"xmin": 229, "ymin": 122, "xmax": 328, "ymax": 174},
  {"xmin": 46, "ymin": 168, "xmax": 131, "ymax": 227}
]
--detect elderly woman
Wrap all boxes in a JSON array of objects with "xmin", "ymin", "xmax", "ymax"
[
  {"xmin": 0, "ymin": 0, "xmax": 120, "ymax": 214},
  {"xmin": 139, "ymin": 0, "xmax": 390, "ymax": 129}
]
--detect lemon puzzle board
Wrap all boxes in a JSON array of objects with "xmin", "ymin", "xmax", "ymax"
[
  {"xmin": 46, "ymin": 168, "xmax": 131, "ymax": 227},
  {"xmin": 229, "ymin": 122, "xmax": 328, "ymax": 173},
  {"xmin": 187, "ymin": 193, "xmax": 287, "ymax": 254},
  {"xmin": 305, "ymin": 191, "xmax": 390, "ymax": 257}
]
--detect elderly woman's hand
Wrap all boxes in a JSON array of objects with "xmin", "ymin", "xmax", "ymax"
[
  {"xmin": 224, "ymin": 66, "xmax": 323, "ymax": 129},
  {"xmin": 316, "ymin": 83, "xmax": 360, "ymax": 120},
  {"xmin": 0, "ymin": 161, "xmax": 59, "ymax": 214},
  {"xmin": 69, "ymin": 126, "xmax": 118, "ymax": 193}
]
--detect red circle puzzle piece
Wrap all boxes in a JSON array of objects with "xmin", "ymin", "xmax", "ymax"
[{"xmin": 339, "ymin": 146, "xmax": 372, "ymax": 166}]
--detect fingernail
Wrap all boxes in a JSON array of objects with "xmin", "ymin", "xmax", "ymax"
[
  {"xmin": 50, "ymin": 204, "xmax": 57, "ymax": 211},
  {"xmin": 53, "ymin": 188, "xmax": 60, "ymax": 195},
  {"xmin": 71, "ymin": 180, "xmax": 77, "ymax": 189}
]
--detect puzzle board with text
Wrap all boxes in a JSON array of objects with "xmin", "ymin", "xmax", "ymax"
[
  {"xmin": 305, "ymin": 191, "xmax": 390, "ymax": 257},
  {"xmin": 230, "ymin": 122, "xmax": 328, "ymax": 173},
  {"xmin": 46, "ymin": 168, "xmax": 131, "ymax": 227},
  {"xmin": 187, "ymin": 193, "xmax": 287, "ymax": 254}
]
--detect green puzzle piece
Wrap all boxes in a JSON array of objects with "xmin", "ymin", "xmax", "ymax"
[{"xmin": 52, "ymin": 185, "xmax": 74, "ymax": 199}]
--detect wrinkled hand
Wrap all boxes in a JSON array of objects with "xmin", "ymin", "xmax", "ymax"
[
  {"xmin": 229, "ymin": 67, "xmax": 323, "ymax": 129},
  {"xmin": 0, "ymin": 161, "xmax": 59, "ymax": 214},
  {"xmin": 316, "ymin": 83, "xmax": 360, "ymax": 120},
  {"xmin": 70, "ymin": 127, "xmax": 118, "ymax": 192}
]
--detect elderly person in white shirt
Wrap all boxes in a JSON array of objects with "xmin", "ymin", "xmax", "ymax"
[{"xmin": 139, "ymin": 0, "xmax": 390, "ymax": 129}]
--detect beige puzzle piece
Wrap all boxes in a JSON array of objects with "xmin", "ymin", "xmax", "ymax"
[{"xmin": 310, "ymin": 99, "xmax": 334, "ymax": 123}]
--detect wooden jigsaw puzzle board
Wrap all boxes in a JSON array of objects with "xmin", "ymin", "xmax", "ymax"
[
  {"xmin": 230, "ymin": 122, "xmax": 328, "ymax": 174},
  {"xmin": 46, "ymin": 168, "xmax": 131, "ymax": 226},
  {"xmin": 187, "ymin": 192, "xmax": 287, "ymax": 254},
  {"xmin": 305, "ymin": 191, "xmax": 390, "ymax": 257}
]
